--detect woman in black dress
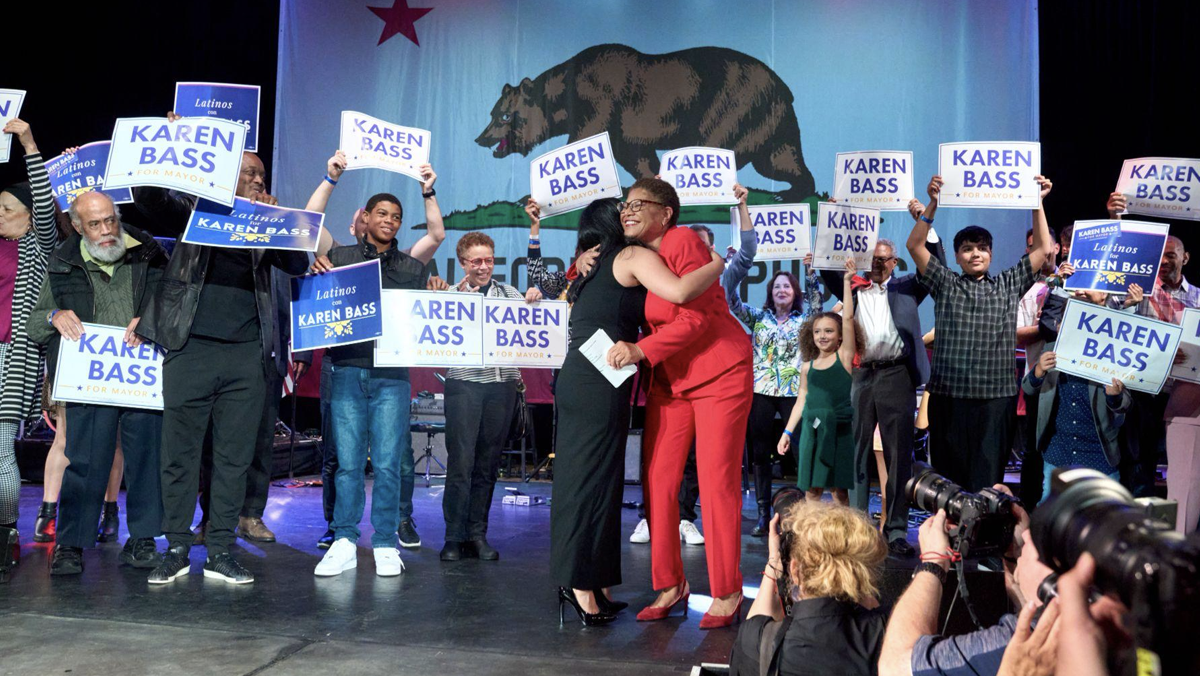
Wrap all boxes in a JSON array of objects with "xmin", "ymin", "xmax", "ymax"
[{"xmin": 550, "ymin": 198, "xmax": 723, "ymax": 625}]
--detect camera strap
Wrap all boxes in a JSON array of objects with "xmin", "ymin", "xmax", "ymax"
[{"xmin": 760, "ymin": 616, "xmax": 793, "ymax": 676}]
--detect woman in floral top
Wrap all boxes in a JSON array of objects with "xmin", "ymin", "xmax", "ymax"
[{"xmin": 725, "ymin": 206, "xmax": 821, "ymax": 536}]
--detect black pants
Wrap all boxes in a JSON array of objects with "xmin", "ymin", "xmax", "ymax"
[
  {"xmin": 1018, "ymin": 389, "xmax": 1045, "ymax": 507},
  {"xmin": 197, "ymin": 367, "xmax": 281, "ymax": 522},
  {"xmin": 637, "ymin": 444, "xmax": 700, "ymax": 523},
  {"xmin": 747, "ymin": 394, "xmax": 796, "ymax": 509},
  {"xmin": 161, "ymin": 338, "xmax": 265, "ymax": 556},
  {"xmin": 443, "ymin": 379, "xmax": 517, "ymax": 542},
  {"xmin": 1119, "ymin": 390, "xmax": 1168, "ymax": 497},
  {"xmin": 320, "ymin": 396, "xmax": 337, "ymax": 524},
  {"xmin": 928, "ymin": 394, "xmax": 1015, "ymax": 492},
  {"xmin": 849, "ymin": 365, "xmax": 914, "ymax": 542},
  {"xmin": 58, "ymin": 404, "xmax": 163, "ymax": 549}
]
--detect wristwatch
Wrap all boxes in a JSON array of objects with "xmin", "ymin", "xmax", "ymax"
[
  {"xmin": 422, "ymin": 188, "xmax": 436, "ymax": 198},
  {"xmin": 913, "ymin": 561, "xmax": 948, "ymax": 585}
]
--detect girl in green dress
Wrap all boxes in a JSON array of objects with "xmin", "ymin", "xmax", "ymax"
[{"xmin": 778, "ymin": 257, "xmax": 864, "ymax": 505}]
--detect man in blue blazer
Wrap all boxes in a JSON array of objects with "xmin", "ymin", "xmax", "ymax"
[{"xmin": 821, "ymin": 199, "xmax": 946, "ymax": 556}]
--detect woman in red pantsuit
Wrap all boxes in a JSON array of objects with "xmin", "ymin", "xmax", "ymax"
[{"xmin": 607, "ymin": 178, "xmax": 754, "ymax": 628}]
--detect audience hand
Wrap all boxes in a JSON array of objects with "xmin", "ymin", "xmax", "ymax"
[
  {"xmin": 776, "ymin": 432, "xmax": 790, "ymax": 456},
  {"xmin": 1034, "ymin": 350, "xmax": 1057, "ymax": 378},
  {"xmin": 1055, "ymin": 554, "xmax": 1113, "ymax": 676},
  {"xmin": 1106, "ymin": 192, "xmax": 1126, "ymax": 219},
  {"xmin": 166, "ymin": 111, "xmax": 182, "ymax": 122},
  {"xmin": 1123, "ymin": 283, "xmax": 1143, "ymax": 307},
  {"xmin": 1035, "ymin": 175, "xmax": 1053, "ymax": 202},
  {"xmin": 927, "ymin": 175, "xmax": 943, "ymax": 202},
  {"xmin": 426, "ymin": 276, "xmax": 450, "ymax": 291},
  {"xmin": 1104, "ymin": 378, "xmax": 1125, "ymax": 396},
  {"xmin": 524, "ymin": 287, "xmax": 543, "ymax": 303},
  {"xmin": 997, "ymin": 599, "xmax": 1061, "ymax": 676},
  {"xmin": 574, "ymin": 245, "xmax": 600, "ymax": 277},
  {"xmin": 844, "ymin": 256, "xmax": 857, "ymax": 279},
  {"xmin": 1057, "ymin": 261, "xmax": 1074, "ymax": 278},
  {"xmin": 327, "ymin": 150, "xmax": 347, "ymax": 181},
  {"xmin": 766, "ymin": 513, "xmax": 783, "ymax": 576},
  {"xmin": 733, "ymin": 183, "xmax": 748, "ymax": 205},
  {"xmin": 51, "ymin": 309, "xmax": 85, "ymax": 341},
  {"xmin": 802, "ymin": 252, "xmax": 813, "ymax": 270},
  {"xmin": 2, "ymin": 118, "xmax": 37, "ymax": 153},
  {"xmin": 908, "ymin": 198, "xmax": 926, "ymax": 221},
  {"xmin": 419, "ymin": 163, "xmax": 437, "ymax": 192},
  {"xmin": 605, "ymin": 340, "xmax": 643, "ymax": 369},
  {"xmin": 917, "ymin": 509, "xmax": 952, "ymax": 571},
  {"xmin": 124, "ymin": 317, "xmax": 143, "ymax": 348},
  {"xmin": 310, "ymin": 255, "xmax": 334, "ymax": 274},
  {"xmin": 525, "ymin": 199, "xmax": 541, "ymax": 230}
]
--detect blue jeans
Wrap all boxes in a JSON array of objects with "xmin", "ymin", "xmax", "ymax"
[
  {"xmin": 330, "ymin": 364, "xmax": 413, "ymax": 548},
  {"xmin": 1041, "ymin": 461, "xmax": 1119, "ymax": 505}
]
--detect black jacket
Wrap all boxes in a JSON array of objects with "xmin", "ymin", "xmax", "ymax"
[
  {"xmin": 821, "ymin": 237, "xmax": 947, "ymax": 386},
  {"xmin": 38, "ymin": 224, "xmax": 169, "ymax": 373}
]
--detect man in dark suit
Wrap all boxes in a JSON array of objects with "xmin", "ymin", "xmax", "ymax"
[{"xmin": 821, "ymin": 199, "xmax": 945, "ymax": 556}]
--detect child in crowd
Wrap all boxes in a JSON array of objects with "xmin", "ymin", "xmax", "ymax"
[
  {"xmin": 1023, "ymin": 290, "xmax": 1131, "ymax": 502},
  {"xmin": 778, "ymin": 258, "xmax": 863, "ymax": 505}
]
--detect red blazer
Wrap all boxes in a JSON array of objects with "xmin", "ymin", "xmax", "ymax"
[{"xmin": 638, "ymin": 227, "xmax": 752, "ymax": 396}]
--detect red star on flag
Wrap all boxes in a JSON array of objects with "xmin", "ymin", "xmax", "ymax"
[{"xmin": 368, "ymin": 0, "xmax": 433, "ymax": 47}]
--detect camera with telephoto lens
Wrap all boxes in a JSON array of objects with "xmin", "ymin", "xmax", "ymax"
[
  {"xmin": 905, "ymin": 462, "xmax": 1017, "ymax": 558},
  {"xmin": 1031, "ymin": 467, "xmax": 1200, "ymax": 674}
]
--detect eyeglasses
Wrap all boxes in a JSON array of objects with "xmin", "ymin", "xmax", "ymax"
[
  {"xmin": 617, "ymin": 199, "xmax": 666, "ymax": 213},
  {"xmin": 464, "ymin": 257, "xmax": 494, "ymax": 267},
  {"xmin": 871, "ymin": 256, "xmax": 894, "ymax": 265}
]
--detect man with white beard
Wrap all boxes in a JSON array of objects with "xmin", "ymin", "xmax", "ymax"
[{"xmin": 27, "ymin": 190, "xmax": 170, "ymax": 575}]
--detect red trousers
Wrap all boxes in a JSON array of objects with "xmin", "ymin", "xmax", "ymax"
[{"xmin": 643, "ymin": 363, "xmax": 752, "ymax": 599}]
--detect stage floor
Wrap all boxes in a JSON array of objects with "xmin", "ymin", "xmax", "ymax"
[{"xmin": 1, "ymin": 480, "xmax": 914, "ymax": 675}]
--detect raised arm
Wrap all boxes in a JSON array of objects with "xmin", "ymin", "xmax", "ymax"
[
  {"xmin": 838, "ymin": 257, "xmax": 858, "ymax": 367},
  {"xmin": 7, "ymin": 120, "xmax": 58, "ymax": 255},
  {"xmin": 1028, "ymin": 175, "xmax": 1054, "ymax": 273},
  {"xmin": 619, "ymin": 245, "xmax": 723, "ymax": 304},
  {"xmin": 906, "ymin": 176, "xmax": 942, "ymax": 276},
  {"xmin": 724, "ymin": 184, "xmax": 760, "ymax": 320},
  {"xmin": 307, "ymin": 151, "xmax": 348, "ymax": 256},
  {"xmin": 408, "ymin": 164, "xmax": 445, "ymax": 264}
]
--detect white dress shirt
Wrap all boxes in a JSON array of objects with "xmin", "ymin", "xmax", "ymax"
[{"xmin": 856, "ymin": 279, "xmax": 904, "ymax": 363}]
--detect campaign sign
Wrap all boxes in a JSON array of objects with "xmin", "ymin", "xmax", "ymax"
[
  {"xmin": 1114, "ymin": 157, "xmax": 1200, "ymax": 222},
  {"xmin": 0, "ymin": 88, "xmax": 26, "ymax": 163},
  {"xmin": 45, "ymin": 142, "xmax": 133, "ymax": 210},
  {"xmin": 340, "ymin": 111, "xmax": 430, "ymax": 181},
  {"xmin": 374, "ymin": 290, "xmax": 485, "ymax": 368},
  {"xmin": 729, "ymin": 204, "xmax": 811, "ymax": 261},
  {"xmin": 290, "ymin": 260, "xmax": 383, "ymax": 351},
  {"xmin": 103, "ymin": 117, "xmax": 248, "ymax": 207},
  {"xmin": 52, "ymin": 323, "xmax": 165, "ymax": 411},
  {"xmin": 1170, "ymin": 309, "xmax": 1200, "ymax": 385},
  {"xmin": 482, "ymin": 297, "xmax": 567, "ymax": 368},
  {"xmin": 937, "ymin": 142, "xmax": 1041, "ymax": 209},
  {"xmin": 1054, "ymin": 299, "xmax": 1182, "ymax": 395},
  {"xmin": 182, "ymin": 197, "xmax": 324, "ymax": 252},
  {"xmin": 529, "ymin": 132, "xmax": 622, "ymax": 218},
  {"xmin": 833, "ymin": 151, "xmax": 914, "ymax": 210},
  {"xmin": 659, "ymin": 147, "xmax": 738, "ymax": 205},
  {"xmin": 173, "ymin": 82, "xmax": 262, "ymax": 152},
  {"xmin": 1063, "ymin": 219, "xmax": 1169, "ymax": 295},
  {"xmin": 812, "ymin": 202, "xmax": 880, "ymax": 271}
]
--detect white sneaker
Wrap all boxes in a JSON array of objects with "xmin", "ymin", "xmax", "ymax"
[
  {"xmin": 680, "ymin": 520, "xmax": 705, "ymax": 546},
  {"xmin": 373, "ymin": 547, "xmax": 405, "ymax": 577},
  {"xmin": 314, "ymin": 538, "xmax": 357, "ymax": 576},
  {"xmin": 630, "ymin": 518, "xmax": 650, "ymax": 544}
]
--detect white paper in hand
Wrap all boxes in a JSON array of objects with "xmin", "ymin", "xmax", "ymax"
[{"xmin": 578, "ymin": 329, "xmax": 636, "ymax": 388}]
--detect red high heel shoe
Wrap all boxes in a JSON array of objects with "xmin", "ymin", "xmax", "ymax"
[
  {"xmin": 698, "ymin": 593, "xmax": 743, "ymax": 629},
  {"xmin": 636, "ymin": 582, "xmax": 690, "ymax": 621}
]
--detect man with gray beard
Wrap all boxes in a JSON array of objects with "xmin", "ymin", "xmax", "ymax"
[{"xmin": 27, "ymin": 191, "xmax": 169, "ymax": 575}]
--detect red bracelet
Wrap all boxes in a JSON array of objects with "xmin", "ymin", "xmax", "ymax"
[{"xmin": 919, "ymin": 549, "xmax": 962, "ymax": 563}]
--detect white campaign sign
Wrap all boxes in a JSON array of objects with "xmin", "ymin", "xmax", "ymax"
[
  {"xmin": 340, "ymin": 111, "xmax": 431, "ymax": 180},
  {"xmin": 1171, "ymin": 308, "xmax": 1200, "ymax": 385},
  {"xmin": 729, "ymin": 204, "xmax": 811, "ymax": 261},
  {"xmin": 103, "ymin": 116, "xmax": 248, "ymax": 206},
  {"xmin": 482, "ymin": 297, "xmax": 567, "ymax": 367},
  {"xmin": 833, "ymin": 150, "xmax": 914, "ymax": 210},
  {"xmin": 375, "ymin": 290, "xmax": 484, "ymax": 368},
  {"xmin": 52, "ymin": 323, "xmax": 165, "ymax": 410},
  {"xmin": 1114, "ymin": 157, "xmax": 1200, "ymax": 222},
  {"xmin": 812, "ymin": 202, "xmax": 880, "ymax": 271},
  {"xmin": 0, "ymin": 88, "xmax": 27, "ymax": 163},
  {"xmin": 659, "ymin": 147, "xmax": 738, "ymax": 205},
  {"xmin": 937, "ymin": 142, "xmax": 1041, "ymax": 209},
  {"xmin": 529, "ymin": 132, "xmax": 622, "ymax": 218},
  {"xmin": 1053, "ymin": 299, "xmax": 1182, "ymax": 395}
]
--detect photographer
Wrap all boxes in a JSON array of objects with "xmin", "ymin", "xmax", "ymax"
[
  {"xmin": 879, "ymin": 486, "xmax": 1130, "ymax": 676},
  {"xmin": 731, "ymin": 499, "xmax": 889, "ymax": 676}
]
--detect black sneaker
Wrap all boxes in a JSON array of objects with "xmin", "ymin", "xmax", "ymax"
[
  {"xmin": 49, "ymin": 545, "xmax": 84, "ymax": 576},
  {"xmin": 119, "ymin": 538, "xmax": 161, "ymax": 569},
  {"xmin": 317, "ymin": 528, "xmax": 335, "ymax": 550},
  {"xmin": 203, "ymin": 553, "xmax": 254, "ymax": 584},
  {"xmin": 147, "ymin": 546, "xmax": 190, "ymax": 585},
  {"xmin": 398, "ymin": 519, "xmax": 421, "ymax": 549},
  {"xmin": 34, "ymin": 502, "xmax": 57, "ymax": 543},
  {"xmin": 463, "ymin": 538, "xmax": 499, "ymax": 561},
  {"xmin": 439, "ymin": 541, "xmax": 462, "ymax": 561}
]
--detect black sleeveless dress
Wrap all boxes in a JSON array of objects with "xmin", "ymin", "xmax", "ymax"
[{"xmin": 550, "ymin": 248, "xmax": 646, "ymax": 589}]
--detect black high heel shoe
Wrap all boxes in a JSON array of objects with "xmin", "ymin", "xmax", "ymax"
[
  {"xmin": 595, "ymin": 590, "xmax": 628, "ymax": 614},
  {"xmin": 557, "ymin": 587, "xmax": 617, "ymax": 627}
]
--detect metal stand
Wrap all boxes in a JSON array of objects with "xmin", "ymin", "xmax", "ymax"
[
  {"xmin": 273, "ymin": 394, "xmax": 310, "ymax": 488},
  {"xmin": 526, "ymin": 400, "xmax": 556, "ymax": 482},
  {"xmin": 412, "ymin": 422, "xmax": 446, "ymax": 487}
]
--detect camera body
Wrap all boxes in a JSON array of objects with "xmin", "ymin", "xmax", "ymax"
[{"xmin": 905, "ymin": 462, "xmax": 1016, "ymax": 558}]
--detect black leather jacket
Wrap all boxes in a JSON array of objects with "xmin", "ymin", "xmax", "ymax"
[{"xmin": 136, "ymin": 241, "xmax": 308, "ymax": 363}]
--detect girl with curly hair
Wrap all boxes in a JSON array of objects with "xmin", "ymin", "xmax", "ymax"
[{"xmin": 778, "ymin": 257, "xmax": 864, "ymax": 505}]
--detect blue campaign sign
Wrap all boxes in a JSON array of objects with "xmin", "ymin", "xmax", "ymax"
[
  {"xmin": 1063, "ymin": 219, "xmax": 1170, "ymax": 295},
  {"xmin": 45, "ymin": 142, "xmax": 133, "ymax": 210},
  {"xmin": 290, "ymin": 260, "xmax": 383, "ymax": 351},
  {"xmin": 182, "ymin": 197, "xmax": 324, "ymax": 252},
  {"xmin": 1054, "ymin": 299, "xmax": 1182, "ymax": 395},
  {"xmin": 174, "ymin": 82, "xmax": 261, "ymax": 152}
]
